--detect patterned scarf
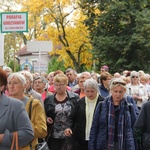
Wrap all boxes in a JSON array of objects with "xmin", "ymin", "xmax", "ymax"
[{"xmin": 108, "ymin": 97, "xmax": 125, "ymax": 150}]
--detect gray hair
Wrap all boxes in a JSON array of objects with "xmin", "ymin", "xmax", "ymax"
[
  {"xmin": 66, "ymin": 68, "xmax": 77, "ymax": 76},
  {"xmin": 33, "ymin": 76, "xmax": 47, "ymax": 84},
  {"xmin": 80, "ymin": 71, "xmax": 91, "ymax": 80},
  {"xmin": 8, "ymin": 72, "xmax": 26, "ymax": 86},
  {"xmin": 20, "ymin": 70, "xmax": 33, "ymax": 82},
  {"xmin": 83, "ymin": 78, "xmax": 99, "ymax": 93},
  {"xmin": 109, "ymin": 78, "xmax": 126, "ymax": 91},
  {"xmin": 3, "ymin": 66, "xmax": 12, "ymax": 72}
]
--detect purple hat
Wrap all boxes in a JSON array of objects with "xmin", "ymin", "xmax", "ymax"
[{"xmin": 102, "ymin": 65, "xmax": 109, "ymax": 69}]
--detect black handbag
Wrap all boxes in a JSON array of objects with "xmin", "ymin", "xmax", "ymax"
[
  {"xmin": 62, "ymin": 137, "xmax": 72, "ymax": 150},
  {"xmin": 143, "ymin": 133, "xmax": 150, "ymax": 148},
  {"xmin": 35, "ymin": 141, "xmax": 49, "ymax": 150}
]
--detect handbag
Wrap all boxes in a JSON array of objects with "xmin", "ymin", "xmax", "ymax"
[
  {"xmin": 143, "ymin": 133, "xmax": 150, "ymax": 148},
  {"xmin": 34, "ymin": 125, "xmax": 52, "ymax": 150},
  {"xmin": 35, "ymin": 141, "xmax": 49, "ymax": 150},
  {"xmin": 10, "ymin": 132, "xmax": 21, "ymax": 150},
  {"xmin": 62, "ymin": 137, "xmax": 72, "ymax": 150}
]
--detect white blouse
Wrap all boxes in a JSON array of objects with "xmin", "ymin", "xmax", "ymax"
[{"xmin": 126, "ymin": 83, "xmax": 148, "ymax": 107}]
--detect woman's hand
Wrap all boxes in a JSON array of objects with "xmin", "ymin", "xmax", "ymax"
[
  {"xmin": 47, "ymin": 117, "xmax": 53, "ymax": 125},
  {"xmin": 64, "ymin": 128, "xmax": 72, "ymax": 137},
  {"xmin": 132, "ymin": 95, "xmax": 142, "ymax": 101}
]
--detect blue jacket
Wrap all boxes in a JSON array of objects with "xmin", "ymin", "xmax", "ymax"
[
  {"xmin": 99, "ymin": 84, "xmax": 110, "ymax": 98},
  {"xmin": 88, "ymin": 96, "xmax": 138, "ymax": 150}
]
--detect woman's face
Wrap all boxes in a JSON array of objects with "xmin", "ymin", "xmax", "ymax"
[
  {"xmin": 78, "ymin": 78, "xmax": 85, "ymax": 90},
  {"xmin": 103, "ymin": 76, "xmax": 111, "ymax": 87},
  {"xmin": 131, "ymin": 75, "xmax": 139, "ymax": 84},
  {"xmin": 7, "ymin": 77, "xmax": 25, "ymax": 97},
  {"xmin": 140, "ymin": 77, "xmax": 146, "ymax": 85},
  {"xmin": 33, "ymin": 78, "xmax": 45, "ymax": 91},
  {"xmin": 85, "ymin": 87, "xmax": 98, "ymax": 100},
  {"xmin": 48, "ymin": 73, "xmax": 54, "ymax": 86},
  {"xmin": 25, "ymin": 76, "xmax": 31, "ymax": 91},
  {"xmin": 111, "ymin": 86, "xmax": 126, "ymax": 105},
  {"xmin": 54, "ymin": 81, "xmax": 67, "ymax": 94}
]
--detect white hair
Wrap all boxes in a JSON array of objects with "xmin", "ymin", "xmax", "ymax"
[
  {"xmin": 8, "ymin": 72, "xmax": 26, "ymax": 86},
  {"xmin": 84, "ymin": 78, "xmax": 99, "ymax": 93}
]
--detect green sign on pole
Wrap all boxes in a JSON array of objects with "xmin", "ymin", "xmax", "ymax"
[{"xmin": 1, "ymin": 12, "xmax": 28, "ymax": 33}]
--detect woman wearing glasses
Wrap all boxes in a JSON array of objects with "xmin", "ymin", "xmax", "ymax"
[
  {"xmin": 33, "ymin": 76, "xmax": 52, "ymax": 102},
  {"xmin": 126, "ymin": 71, "xmax": 148, "ymax": 109},
  {"xmin": 88, "ymin": 78, "xmax": 138, "ymax": 150},
  {"xmin": 44, "ymin": 74, "xmax": 80, "ymax": 150}
]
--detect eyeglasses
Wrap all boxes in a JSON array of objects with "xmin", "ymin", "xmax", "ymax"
[
  {"xmin": 54, "ymin": 83, "xmax": 66, "ymax": 87},
  {"xmin": 112, "ymin": 81, "xmax": 126, "ymax": 86},
  {"xmin": 132, "ymin": 76, "xmax": 138, "ymax": 78},
  {"xmin": 34, "ymin": 81, "xmax": 43, "ymax": 84}
]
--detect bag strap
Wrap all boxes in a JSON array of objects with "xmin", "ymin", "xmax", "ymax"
[
  {"xmin": 45, "ymin": 124, "xmax": 53, "ymax": 142},
  {"xmin": 10, "ymin": 132, "xmax": 20, "ymax": 150},
  {"xmin": 28, "ymin": 99, "xmax": 33, "ymax": 150},
  {"xmin": 29, "ymin": 99, "xmax": 33, "ymax": 119},
  {"xmin": 15, "ymin": 132, "xmax": 19, "ymax": 150},
  {"xmin": 10, "ymin": 132, "xmax": 16, "ymax": 150}
]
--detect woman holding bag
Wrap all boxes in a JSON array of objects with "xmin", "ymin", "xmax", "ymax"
[
  {"xmin": 0, "ymin": 68, "xmax": 34, "ymax": 149},
  {"xmin": 7, "ymin": 72, "xmax": 47, "ymax": 150}
]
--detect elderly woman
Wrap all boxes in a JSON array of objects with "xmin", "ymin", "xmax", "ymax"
[
  {"xmin": 44, "ymin": 74, "xmax": 80, "ymax": 150},
  {"xmin": 64, "ymin": 78, "xmax": 104, "ymax": 150},
  {"xmin": 74, "ymin": 72, "xmax": 91, "ymax": 98},
  {"xmin": 33, "ymin": 76, "xmax": 52, "ymax": 102},
  {"xmin": 7, "ymin": 72, "xmax": 47, "ymax": 150},
  {"xmin": 88, "ymin": 78, "xmax": 138, "ymax": 150},
  {"xmin": 0, "ymin": 68, "xmax": 34, "ymax": 149},
  {"xmin": 126, "ymin": 71, "xmax": 148, "ymax": 109},
  {"xmin": 20, "ymin": 70, "xmax": 42, "ymax": 102},
  {"xmin": 48, "ymin": 70, "xmax": 72, "ymax": 94}
]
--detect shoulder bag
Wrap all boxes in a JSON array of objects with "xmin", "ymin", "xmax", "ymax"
[{"xmin": 143, "ymin": 133, "xmax": 150, "ymax": 148}]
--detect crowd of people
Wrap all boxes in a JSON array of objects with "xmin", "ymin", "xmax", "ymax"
[{"xmin": 0, "ymin": 65, "xmax": 150, "ymax": 150}]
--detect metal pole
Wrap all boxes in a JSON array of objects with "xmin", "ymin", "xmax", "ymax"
[
  {"xmin": 13, "ymin": 32, "xmax": 16, "ymax": 72},
  {"xmin": 38, "ymin": 49, "xmax": 41, "ymax": 73}
]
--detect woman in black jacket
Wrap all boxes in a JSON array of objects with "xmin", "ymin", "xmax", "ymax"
[
  {"xmin": 64, "ymin": 78, "xmax": 104, "ymax": 150},
  {"xmin": 44, "ymin": 74, "xmax": 79, "ymax": 150}
]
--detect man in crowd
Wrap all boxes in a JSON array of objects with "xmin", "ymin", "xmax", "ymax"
[{"xmin": 65, "ymin": 68, "xmax": 78, "ymax": 88}]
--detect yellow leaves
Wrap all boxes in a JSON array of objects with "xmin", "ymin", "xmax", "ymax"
[
  {"xmin": 45, "ymin": 6, "xmax": 93, "ymax": 69},
  {"xmin": 14, "ymin": 0, "xmax": 93, "ymax": 70},
  {"xmin": 94, "ymin": 7, "xmax": 101, "ymax": 16},
  {"xmin": 19, "ymin": 0, "xmax": 44, "ymax": 13}
]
